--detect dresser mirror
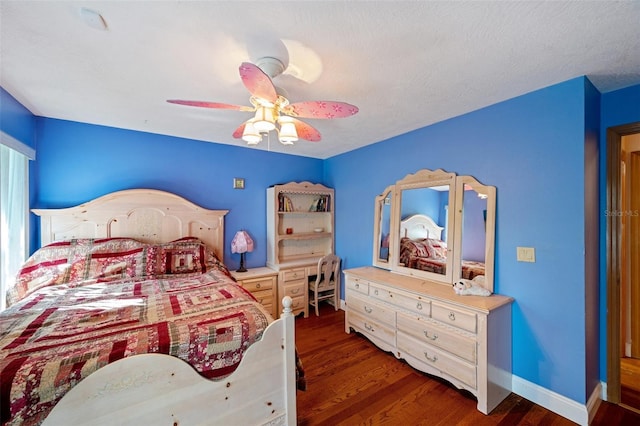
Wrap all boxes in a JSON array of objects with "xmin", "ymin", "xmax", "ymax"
[
  {"xmin": 453, "ymin": 176, "xmax": 496, "ymax": 290},
  {"xmin": 372, "ymin": 185, "xmax": 394, "ymax": 268},
  {"xmin": 372, "ymin": 168, "xmax": 496, "ymax": 292}
]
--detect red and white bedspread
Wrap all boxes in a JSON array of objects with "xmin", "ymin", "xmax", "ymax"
[
  {"xmin": 400, "ymin": 237, "xmax": 485, "ymax": 279},
  {"xmin": 0, "ymin": 238, "xmax": 271, "ymax": 425}
]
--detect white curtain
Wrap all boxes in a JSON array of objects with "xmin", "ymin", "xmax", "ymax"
[{"xmin": 0, "ymin": 143, "xmax": 29, "ymax": 311}]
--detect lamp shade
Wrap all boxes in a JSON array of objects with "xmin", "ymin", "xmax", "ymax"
[
  {"xmin": 278, "ymin": 119, "xmax": 298, "ymax": 144},
  {"xmin": 253, "ymin": 106, "xmax": 276, "ymax": 132},
  {"xmin": 242, "ymin": 120, "xmax": 262, "ymax": 145},
  {"xmin": 231, "ymin": 230, "xmax": 254, "ymax": 254}
]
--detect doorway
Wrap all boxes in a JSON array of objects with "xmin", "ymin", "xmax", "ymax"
[{"xmin": 607, "ymin": 122, "xmax": 640, "ymax": 413}]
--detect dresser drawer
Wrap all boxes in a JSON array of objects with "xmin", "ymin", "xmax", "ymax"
[
  {"xmin": 389, "ymin": 290, "xmax": 431, "ymax": 316},
  {"xmin": 346, "ymin": 276, "xmax": 369, "ymax": 295},
  {"xmin": 282, "ymin": 268, "xmax": 306, "ymax": 282},
  {"xmin": 432, "ymin": 302, "xmax": 477, "ymax": 333},
  {"xmin": 241, "ymin": 277, "xmax": 274, "ymax": 293},
  {"xmin": 348, "ymin": 294, "xmax": 395, "ymax": 326},
  {"xmin": 251, "ymin": 289, "xmax": 274, "ymax": 307},
  {"xmin": 398, "ymin": 331, "xmax": 476, "ymax": 389},
  {"xmin": 349, "ymin": 310, "xmax": 395, "ymax": 347},
  {"xmin": 369, "ymin": 284, "xmax": 391, "ymax": 303},
  {"xmin": 281, "ymin": 281, "xmax": 305, "ymax": 299},
  {"xmin": 289, "ymin": 295, "xmax": 305, "ymax": 314},
  {"xmin": 397, "ymin": 312, "xmax": 476, "ymax": 363}
]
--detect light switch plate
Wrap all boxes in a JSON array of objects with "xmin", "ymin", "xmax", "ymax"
[
  {"xmin": 233, "ymin": 177, "xmax": 245, "ymax": 189},
  {"xmin": 517, "ymin": 247, "xmax": 535, "ymax": 262}
]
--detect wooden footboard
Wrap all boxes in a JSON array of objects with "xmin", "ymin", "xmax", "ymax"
[{"xmin": 43, "ymin": 297, "xmax": 297, "ymax": 426}]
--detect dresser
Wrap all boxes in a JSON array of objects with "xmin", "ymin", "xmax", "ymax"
[
  {"xmin": 231, "ymin": 267, "xmax": 278, "ymax": 318},
  {"xmin": 344, "ymin": 266, "xmax": 513, "ymax": 414}
]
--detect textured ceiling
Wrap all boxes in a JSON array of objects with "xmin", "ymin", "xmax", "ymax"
[{"xmin": 1, "ymin": 1, "xmax": 639, "ymax": 159}]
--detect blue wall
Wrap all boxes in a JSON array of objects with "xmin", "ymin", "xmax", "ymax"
[
  {"xmin": 33, "ymin": 118, "xmax": 324, "ymax": 269},
  {"xmin": 0, "ymin": 87, "xmax": 38, "ymax": 253},
  {"xmin": 327, "ymin": 77, "xmax": 589, "ymax": 402},
  {"xmin": 0, "ymin": 87, "xmax": 36, "ymax": 148}
]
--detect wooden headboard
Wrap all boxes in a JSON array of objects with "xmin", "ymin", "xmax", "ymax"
[
  {"xmin": 32, "ymin": 189, "xmax": 229, "ymax": 260},
  {"xmin": 400, "ymin": 214, "xmax": 444, "ymax": 240}
]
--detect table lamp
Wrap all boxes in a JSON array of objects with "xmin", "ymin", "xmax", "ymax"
[{"xmin": 231, "ymin": 230, "xmax": 254, "ymax": 272}]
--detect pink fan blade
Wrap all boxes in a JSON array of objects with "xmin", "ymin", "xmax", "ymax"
[
  {"xmin": 167, "ymin": 100, "xmax": 253, "ymax": 112},
  {"xmin": 232, "ymin": 122, "xmax": 247, "ymax": 139},
  {"xmin": 292, "ymin": 118, "xmax": 321, "ymax": 142},
  {"xmin": 239, "ymin": 62, "xmax": 278, "ymax": 103},
  {"xmin": 283, "ymin": 101, "xmax": 359, "ymax": 119}
]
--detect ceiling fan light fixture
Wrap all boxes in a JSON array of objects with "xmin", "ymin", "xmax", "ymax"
[
  {"xmin": 278, "ymin": 119, "xmax": 298, "ymax": 144},
  {"xmin": 253, "ymin": 106, "xmax": 276, "ymax": 132},
  {"xmin": 242, "ymin": 120, "xmax": 262, "ymax": 145}
]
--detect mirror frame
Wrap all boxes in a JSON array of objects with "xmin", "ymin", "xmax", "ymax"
[
  {"xmin": 372, "ymin": 185, "xmax": 395, "ymax": 269},
  {"xmin": 372, "ymin": 168, "xmax": 496, "ymax": 293},
  {"xmin": 452, "ymin": 175, "xmax": 496, "ymax": 292},
  {"xmin": 392, "ymin": 169, "xmax": 457, "ymax": 284}
]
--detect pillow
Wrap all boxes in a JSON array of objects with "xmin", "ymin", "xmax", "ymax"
[
  {"xmin": 145, "ymin": 237, "xmax": 208, "ymax": 276},
  {"xmin": 400, "ymin": 237, "xmax": 431, "ymax": 258},
  {"xmin": 426, "ymin": 239, "xmax": 448, "ymax": 259},
  {"xmin": 6, "ymin": 238, "xmax": 144, "ymax": 306}
]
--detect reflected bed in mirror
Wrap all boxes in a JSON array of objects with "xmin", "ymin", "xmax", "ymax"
[{"xmin": 400, "ymin": 214, "xmax": 485, "ymax": 279}]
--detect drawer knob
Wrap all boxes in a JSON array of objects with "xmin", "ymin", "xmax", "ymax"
[
  {"xmin": 423, "ymin": 331, "xmax": 438, "ymax": 341},
  {"xmin": 256, "ymin": 283, "xmax": 261, "ymax": 289},
  {"xmin": 448, "ymin": 312, "xmax": 456, "ymax": 321},
  {"xmin": 416, "ymin": 302, "xmax": 423, "ymax": 310},
  {"xmin": 365, "ymin": 323, "xmax": 375, "ymax": 332},
  {"xmin": 364, "ymin": 306, "xmax": 373, "ymax": 314},
  {"xmin": 291, "ymin": 288, "xmax": 300, "ymax": 294},
  {"xmin": 355, "ymin": 283, "xmax": 360, "ymax": 289},
  {"xmin": 374, "ymin": 289, "xmax": 379, "ymax": 296},
  {"xmin": 424, "ymin": 352, "xmax": 438, "ymax": 363}
]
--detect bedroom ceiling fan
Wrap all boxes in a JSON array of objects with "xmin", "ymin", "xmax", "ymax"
[{"xmin": 167, "ymin": 57, "xmax": 359, "ymax": 145}]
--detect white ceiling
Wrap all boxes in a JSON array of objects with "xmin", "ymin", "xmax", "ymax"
[{"xmin": 2, "ymin": 1, "xmax": 639, "ymax": 159}]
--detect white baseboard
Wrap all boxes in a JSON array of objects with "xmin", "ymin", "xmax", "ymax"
[{"xmin": 512, "ymin": 375, "xmax": 602, "ymax": 425}]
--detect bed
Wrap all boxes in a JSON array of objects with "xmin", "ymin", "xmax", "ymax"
[
  {"xmin": 399, "ymin": 214, "xmax": 485, "ymax": 279},
  {"xmin": 0, "ymin": 189, "xmax": 298, "ymax": 426}
]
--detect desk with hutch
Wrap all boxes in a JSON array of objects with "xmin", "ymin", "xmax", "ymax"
[{"xmin": 266, "ymin": 182, "xmax": 335, "ymax": 318}]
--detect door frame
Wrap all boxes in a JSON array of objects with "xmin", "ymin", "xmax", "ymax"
[{"xmin": 607, "ymin": 121, "xmax": 640, "ymax": 403}]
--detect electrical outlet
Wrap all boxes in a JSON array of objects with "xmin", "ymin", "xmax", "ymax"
[{"xmin": 517, "ymin": 247, "xmax": 535, "ymax": 262}]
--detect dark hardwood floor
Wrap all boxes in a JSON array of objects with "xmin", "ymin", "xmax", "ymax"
[{"xmin": 295, "ymin": 305, "xmax": 640, "ymax": 425}]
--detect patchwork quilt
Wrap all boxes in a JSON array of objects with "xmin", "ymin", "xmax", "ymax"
[{"xmin": 0, "ymin": 238, "xmax": 272, "ymax": 425}]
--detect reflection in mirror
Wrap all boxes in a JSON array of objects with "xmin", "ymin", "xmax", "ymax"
[
  {"xmin": 373, "ymin": 186, "xmax": 394, "ymax": 268},
  {"xmin": 399, "ymin": 186, "xmax": 450, "ymax": 275},
  {"xmin": 454, "ymin": 176, "xmax": 496, "ymax": 292},
  {"xmin": 393, "ymin": 169, "xmax": 456, "ymax": 283}
]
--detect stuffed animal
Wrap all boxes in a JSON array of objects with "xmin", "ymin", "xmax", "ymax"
[{"xmin": 452, "ymin": 276, "xmax": 491, "ymax": 296}]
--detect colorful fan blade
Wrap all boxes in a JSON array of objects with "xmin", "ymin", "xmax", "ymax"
[
  {"xmin": 239, "ymin": 62, "xmax": 278, "ymax": 103},
  {"xmin": 167, "ymin": 100, "xmax": 253, "ymax": 112},
  {"xmin": 232, "ymin": 122, "xmax": 247, "ymax": 139},
  {"xmin": 283, "ymin": 101, "xmax": 359, "ymax": 119},
  {"xmin": 292, "ymin": 118, "xmax": 321, "ymax": 142}
]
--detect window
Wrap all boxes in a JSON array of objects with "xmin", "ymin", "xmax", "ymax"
[{"xmin": 1, "ymin": 132, "xmax": 34, "ymax": 310}]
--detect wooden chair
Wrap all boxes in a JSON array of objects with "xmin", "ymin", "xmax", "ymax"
[{"xmin": 309, "ymin": 254, "xmax": 341, "ymax": 316}]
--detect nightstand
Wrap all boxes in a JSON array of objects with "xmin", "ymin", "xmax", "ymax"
[{"xmin": 231, "ymin": 267, "xmax": 278, "ymax": 318}]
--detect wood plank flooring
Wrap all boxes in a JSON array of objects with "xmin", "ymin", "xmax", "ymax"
[
  {"xmin": 621, "ymin": 357, "xmax": 640, "ymax": 412},
  {"xmin": 295, "ymin": 305, "xmax": 640, "ymax": 425}
]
